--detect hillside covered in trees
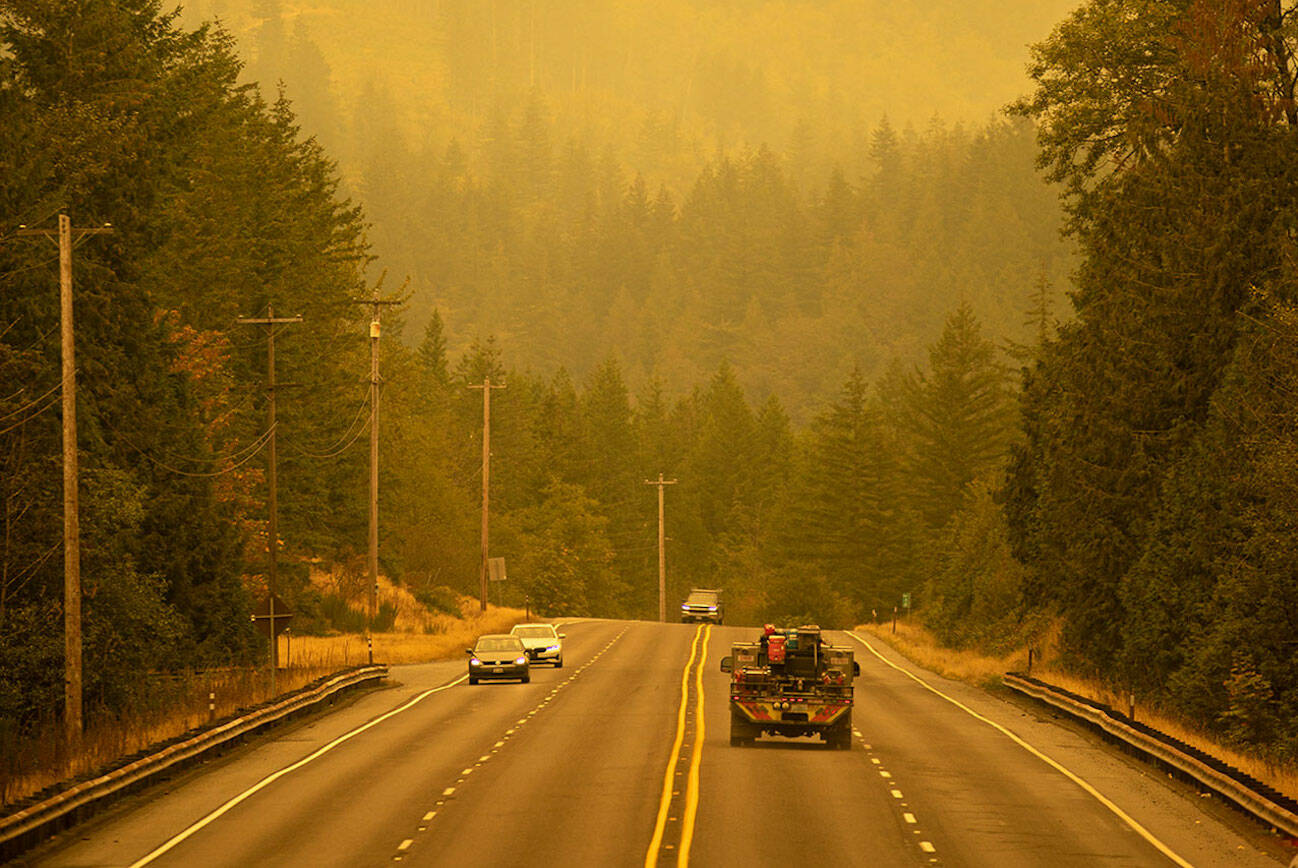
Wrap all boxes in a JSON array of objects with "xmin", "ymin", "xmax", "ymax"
[
  {"xmin": 176, "ymin": 0, "xmax": 1077, "ymax": 417},
  {"xmin": 0, "ymin": 1, "xmax": 1032, "ymax": 747},
  {"xmin": 7, "ymin": 0, "xmax": 1298, "ymax": 772}
]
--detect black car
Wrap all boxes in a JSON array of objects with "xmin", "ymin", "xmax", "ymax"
[
  {"xmin": 467, "ymin": 634, "xmax": 530, "ymax": 684},
  {"xmin": 680, "ymin": 588, "xmax": 724, "ymax": 624}
]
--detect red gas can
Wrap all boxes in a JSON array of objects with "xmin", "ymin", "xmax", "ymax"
[{"xmin": 768, "ymin": 634, "xmax": 786, "ymax": 664}]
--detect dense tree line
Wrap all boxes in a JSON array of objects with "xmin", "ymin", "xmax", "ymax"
[
  {"xmin": 0, "ymin": 0, "xmax": 370, "ymax": 735},
  {"xmin": 180, "ymin": 0, "xmax": 1075, "ymax": 422},
  {"xmin": 1003, "ymin": 0, "xmax": 1298, "ymax": 755},
  {"xmin": 337, "ymin": 105, "xmax": 1069, "ymax": 422},
  {"xmin": 381, "ymin": 303, "xmax": 1018, "ymax": 636},
  {"xmin": 11, "ymin": 0, "xmax": 1298, "ymax": 771},
  {"xmin": 0, "ymin": 2, "xmax": 1025, "ymax": 747}
]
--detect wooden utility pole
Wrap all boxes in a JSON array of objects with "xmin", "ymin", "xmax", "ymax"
[
  {"xmin": 17, "ymin": 215, "xmax": 112, "ymax": 745},
  {"xmin": 468, "ymin": 377, "xmax": 505, "ymax": 612},
  {"xmin": 644, "ymin": 473, "xmax": 677, "ymax": 622},
  {"xmin": 349, "ymin": 290, "xmax": 398, "ymax": 657},
  {"xmin": 237, "ymin": 305, "xmax": 301, "ymax": 684}
]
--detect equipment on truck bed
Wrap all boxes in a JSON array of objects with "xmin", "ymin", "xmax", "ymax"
[{"xmin": 720, "ymin": 624, "xmax": 860, "ymax": 749}]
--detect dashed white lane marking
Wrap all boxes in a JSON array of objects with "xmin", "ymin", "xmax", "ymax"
[
  {"xmin": 864, "ymin": 737, "xmax": 933, "ymax": 860},
  {"xmin": 849, "ymin": 631, "xmax": 1193, "ymax": 868},
  {"xmin": 125, "ymin": 673, "xmax": 470, "ymax": 868},
  {"xmin": 406, "ymin": 625, "xmax": 628, "ymax": 861}
]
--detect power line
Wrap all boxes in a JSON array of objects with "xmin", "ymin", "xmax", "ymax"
[
  {"xmin": 284, "ymin": 410, "xmax": 372, "ymax": 460},
  {"xmin": 0, "ymin": 377, "xmax": 64, "ymax": 419},
  {"xmin": 122, "ymin": 424, "xmax": 277, "ymax": 477},
  {"xmin": 123, "ymin": 418, "xmax": 277, "ymax": 468},
  {"xmin": 3, "ymin": 541, "xmax": 62, "ymax": 598},
  {"xmin": 0, "ymin": 386, "xmax": 62, "ymax": 436},
  {"xmin": 281, "ymin": 389, "xmax": 371, "ymax": 457}
]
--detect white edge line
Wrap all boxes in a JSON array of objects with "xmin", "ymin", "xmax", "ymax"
[
  {"xmin": 849, "ymin": 632, "xmax": 1193, "ymax": 868},
  {"xmin": 127, "ymin": 674, "xmax": 469, "ymax": 868}
]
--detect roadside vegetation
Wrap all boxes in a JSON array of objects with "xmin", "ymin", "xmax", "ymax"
[
  {"xmin": 1, "ymin": 597, "xmax": 523, "ymax": 808},
  {"xmin": 7, "ymin": 0, "xmax": 1298, "ymax": 811},
  {"xmin": 861, "ymin": 621, "xmax": 1298, "ymax": 803}
]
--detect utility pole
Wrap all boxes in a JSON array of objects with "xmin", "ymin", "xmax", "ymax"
[
  {"xmin": 17, "ymin": 215, "xmax": 112, "ymax": 746},
  {"xmin": 349, "ymin": 289, "xmax": 399, "ymax": 663},
  {"xmin": 237, "ymin": 305, "xmax": 301, "ymax": 687},
  {"xmin": 644, "ymin": 473, "xmax": 677, "ymax": 622},
  {"xmin": 468, "ymin": 377, "xmax": 505, "ymax": 612}
]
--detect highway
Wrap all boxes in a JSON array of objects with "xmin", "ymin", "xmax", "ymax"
[{"xmin": 26, "ymin": 620, "xmax": 1288, "ymax": 867}]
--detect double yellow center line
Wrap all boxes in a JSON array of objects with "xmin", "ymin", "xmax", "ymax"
[{"xmin": 645, "ymin": 624, "xmax": 711, "ymax": 867}]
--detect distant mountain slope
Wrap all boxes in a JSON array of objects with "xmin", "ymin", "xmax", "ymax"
[
  {"xmin": 186, "ymin": 0, "xmax": 1080, "ymax": 178},
  {"xmin": 180, "ymin": 0, "xmax": 1079, "ymax": 414}
]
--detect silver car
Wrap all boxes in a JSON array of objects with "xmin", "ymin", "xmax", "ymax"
[{"xmin": 510, "ymin": 623, "xmax": 565, "ymax": 667}]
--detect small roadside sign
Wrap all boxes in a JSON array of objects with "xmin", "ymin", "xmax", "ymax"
[
  {"xmin": 251, "ymin": 593, "xmax": 293, "ymax": 638},
  {"xmin": 902, "ymin": 592, "xmax": 911, "ymax": 610},
  {"xmin": 488, "ymin": 557, "xmax": 507, "ymax": 582}
]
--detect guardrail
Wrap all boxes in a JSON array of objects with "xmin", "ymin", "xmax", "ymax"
[
  {"xmin": 0, "ymin": 664, "xmax": 388, "ymax": 860},
  {"xmin": 1003, "ymin": 672, "xmax": 1298, "ymax": 839}
]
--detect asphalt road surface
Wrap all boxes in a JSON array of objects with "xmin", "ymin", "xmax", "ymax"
[{"xmin": 25, "ymin": 620, "xmax": 1291, "ymax": 867}]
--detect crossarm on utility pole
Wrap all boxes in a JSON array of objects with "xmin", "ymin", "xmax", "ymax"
[
  {"xmin": 15, "ymin": 216, "xmax": 112, "ymax": 746},
  {"xmin": 348, "ymin": 286, "xmax": 400, "ymax": 651},
  {"xmin": 644, "ymin": 473, "xmax": 677, "ymax": 623},
  {"xmin": 469, "ymin": 378, "xmax": 506, "ymax": 612},
  {"xmin": 237, "ymin": 307, "xmax": 301, "ymax": 688}
]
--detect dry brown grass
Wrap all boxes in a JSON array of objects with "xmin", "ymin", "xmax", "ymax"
[
  {"xmin": 1, "ymin": 604, "xmax": 528, "ymax": 809},
  {"xmin": 859, "ymin": 620, "xmax": 1029, "ymax": 688},
  {"xmin": 307, "ymin": 567, "xmax": 455, "ymax": 633},
  {"xmin": 859, "ymin": 619, "xmax": 1298, "ymax": 801},
  {"xmin": 284, "ymin": 606, "xmax": 528, "ymax": 667}
]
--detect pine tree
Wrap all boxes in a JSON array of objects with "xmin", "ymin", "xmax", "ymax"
[{"xmin": 900, "ymin": 304, "xmax": 1017, "ymax": 533}]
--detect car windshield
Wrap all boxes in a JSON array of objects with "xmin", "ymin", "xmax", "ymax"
[
  {"xmin": 512, "ymin": 626, "xmax": 556, "ymax": 639},
  {"xmin": 686, "ymin": 592, "xmax": 717, "ymax": 604},
  {"xmin": 475, "ymin": 637, "xmax": 523, "ymax": 652}
]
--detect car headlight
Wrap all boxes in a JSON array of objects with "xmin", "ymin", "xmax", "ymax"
[
  {"xmin": 545, "ymin": 644, "xmax": 559, "ymax": 651},
  {"xmin": 515, "ymin": 656, "xmax": 527, "ymax": 665},
  {"xmin": 469, "ymin": 658, "xmax": 481, "ymax": 666},
  {"xmin": 707, "ymin": 605, "xmax": 717, "ymax": 610}
]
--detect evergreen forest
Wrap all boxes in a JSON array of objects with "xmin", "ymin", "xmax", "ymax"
[{"xmin": 3, "ymin": 0, "xmax": 1298, "ymax": 769}]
